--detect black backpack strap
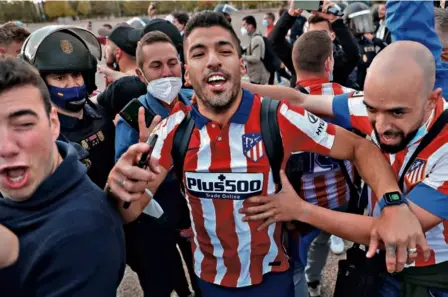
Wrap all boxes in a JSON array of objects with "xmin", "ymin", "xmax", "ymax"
[
  {"xmin": 398, "ymin": 109, "xmax": 448, "ymax": 191},
  {"xmin": 171, "ymin": 112, "xmax": 195, "ymax": 194},
  {"xmin": 260, "ymin": 98, "xmax": 283, "ymax": 188},
  {"xmin": 295, "ymin": 84, "xmax": 309, "ymax": 95},
  {"xmin": 338, "ymin": 160, "xmax": 366, "ymax": 215}
]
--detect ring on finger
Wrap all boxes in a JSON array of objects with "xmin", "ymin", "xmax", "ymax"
[
  {"xmin": 120, "ymin": 179, "xmax": 126, "ymax": 188},
  {"xmin": 407, "ymin": 248, "xmax": 418, "ymax": 254},
  {"xmin": 386, "ymin": 244, "xmax": 397, "ymax": 255}
]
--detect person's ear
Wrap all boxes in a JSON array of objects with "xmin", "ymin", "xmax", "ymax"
[
  {"xmin": 184, "ymin": 64, "xmax": 191, "ymax": 86},
  {"xmin": 136, "ymin": 68, "xmax": 146, "ymax": 85},
  {"xmin": 49, "ymin": 107, "xmax": 61, "ymax": 143},
  {"xmin": 426, "ymin": 88, "xmax": 442, "ymax": 112}
]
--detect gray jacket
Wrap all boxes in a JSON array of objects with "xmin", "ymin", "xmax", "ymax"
[{"xmin": 243, "ymin": 31, "xmax": 270, "ymax": 84}]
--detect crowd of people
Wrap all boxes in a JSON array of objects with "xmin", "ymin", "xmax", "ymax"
[{"xmin": 0, "ymin": 1, "xmax": 447, "ymax": 297}]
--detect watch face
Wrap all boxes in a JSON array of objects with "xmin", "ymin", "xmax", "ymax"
[{"xmin": 385, "ymin": 192, "xmax": 403, "ymax": 204}]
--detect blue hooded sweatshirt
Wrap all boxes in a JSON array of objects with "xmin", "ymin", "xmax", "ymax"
[{"xmin": 0, "ymin": 141, "xmax": 125, "ymax": 297}]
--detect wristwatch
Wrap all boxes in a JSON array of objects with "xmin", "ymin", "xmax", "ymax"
[{"xmin": 378, "ymin": 192, "xmax": 407, "ymax": 210}]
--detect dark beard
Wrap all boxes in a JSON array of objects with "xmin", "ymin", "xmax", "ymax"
[
  {"xmin": 374, "ymin": 128, "xmax": 419, "ymax": 154},
  {"xmin": 201, "ymin": 87, "xmax": 240, "ymax": 114},
  {"xmin": 195, "ymin": 71, "xmax": 241, "ymax": 114},
  {"xmin": 106, "ymin": 57, "xmax": 120, "ymax": 72}
]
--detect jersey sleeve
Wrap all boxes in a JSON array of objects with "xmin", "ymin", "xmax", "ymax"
[
  {"xmin": 332, "ymin": 92, "xmax": 372, "ymax": 135},
  {"xmin": 152, "ymin": 109, "xmax": 187, "ymax": 171},
  {"xmin": 277, "ymin": 101, "xmax": 335, "ymax": 156},
  {"xmin": 407, "ymin": 149, "xmax": 448, "ymax": 219},
  {"xmin": 386, "ymin": 0, "xmax": 448, "ymax": 99}
]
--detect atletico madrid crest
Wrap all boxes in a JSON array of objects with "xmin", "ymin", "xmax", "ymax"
[
  {"xmin": 242, "ymin": 133, "xmax": 264, "ymax": 162},
  {"xmin": 405, "ymin": 159, "xmax": 427, "ymax": 185}
]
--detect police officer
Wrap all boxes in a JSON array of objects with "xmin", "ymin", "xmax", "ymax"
[
  {"xmin": 21, "ymin": 26, "xmax": 115, "ymax": 189},
  {"xmin": 344, "ymin": 2, "xmax": 380, "ymax": 90}
]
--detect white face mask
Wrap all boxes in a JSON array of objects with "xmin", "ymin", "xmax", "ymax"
[
  {"xmin": 240, "ymin": 27, "xmax": 248, "ymax": 36},
  {"xmin": 145, "ymin": 76, "xmax": 183, "ymax": 105}
]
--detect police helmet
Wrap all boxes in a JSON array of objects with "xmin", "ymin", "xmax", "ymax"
[
  {"xmin": 21, "ymin": 25, "xmax": 101, "ymax": 95},
  {"xmin": 343, "ymin": 2, "xmax": 375, "ymax": 34},
  {"xmin": 214, "ymin": 4, "xmax": 238, "ymax": 14},
  {"xmin": 126, "ymin": 17, "xmax": 151, "ymax": 29}
]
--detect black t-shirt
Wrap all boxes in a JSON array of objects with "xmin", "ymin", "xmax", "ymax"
[{"xmin": 97, "ymin": 76, "xmax": 147, "ymax": 118}]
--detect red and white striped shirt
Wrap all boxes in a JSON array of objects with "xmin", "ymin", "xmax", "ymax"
[
  {"xmin": 295, "ymin": 78, "xmax": 355, "ymax": 209},
  {"xmin": 152, "ymin": 90, "xmax": 336, "ymax": 287},
  {"xmin": 333, "ymin": 92, "xmax": 448, "ymax": 267}
]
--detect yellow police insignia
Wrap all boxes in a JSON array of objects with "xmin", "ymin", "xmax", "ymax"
[
  {"xmin": 82, "ymin": 158, "xmax": 92, "ymax": 169},
  {"xmin": 362, "ymin": 54, "xmax": 368, "ymax": 63},
  {"xmin": 97, "ymin": 131, "xmax": 104, "ymax": 141},
  {"xmin": 81, "ymin": 140, "xmax": 89, "ymax": 149},
  {"xmin": 60, "ymin": 40, "xmax": 73, "ymax": 54}
]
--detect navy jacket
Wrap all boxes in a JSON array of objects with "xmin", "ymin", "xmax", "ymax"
[
  {"xmin": 115, "ymin": 89, "xmax": 193, "ymax": 229},
  {"xmin": 0, "ymin": 141, "xmax": 125, "ymax": 297}
]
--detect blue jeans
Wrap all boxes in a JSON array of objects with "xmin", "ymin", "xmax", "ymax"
[
  {"xmin": 376, "ymin": 273, "xmax": 448, "ymax": 297},
  {"xmin": 196, "ymin": 270, "xmax": 294, "ymax": 297},
  {"xmin": 293, "ymin": 260, "xmax": 309, "ymax": 297}
]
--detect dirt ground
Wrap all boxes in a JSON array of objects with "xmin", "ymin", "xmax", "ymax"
[{"xmin": 116, "ymin": 241, "xmax": 351, "ymax": 297}]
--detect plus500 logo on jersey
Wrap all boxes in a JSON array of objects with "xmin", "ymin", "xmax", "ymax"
[{"xmin": 184, "ymin": 172, "xmax": 264, "ymax": 200}]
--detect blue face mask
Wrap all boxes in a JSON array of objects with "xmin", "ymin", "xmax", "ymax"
[
  {"xmin": 48, "ymin": 85, "xmax": 88, "ymax": 112},
  {"xmin": 263, "ymin": 19, "xmax": 269, "ymax": 27}
]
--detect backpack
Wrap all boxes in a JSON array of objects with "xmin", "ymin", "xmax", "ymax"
[
  {"xmin": 171, "ymin": 98, "xmax": 318, "ymax": 236},
  {"xmin": 252, "ymin": 33, "xmax": 282, "ymax": 73}
]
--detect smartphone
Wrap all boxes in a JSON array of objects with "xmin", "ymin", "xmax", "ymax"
[
  {"xmin": 123, "ymin": 134, "xmax": 159, "ymax": 209},
  {"xmin": 293, "ymin": 0, "xmax": 322, "ymax": 11},
  {"xmin": 119, "ymin": 98, "xmax": 156, "ymax": 133}
]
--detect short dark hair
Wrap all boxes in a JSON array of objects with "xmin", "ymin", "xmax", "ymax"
[
  {"xmin": 103, "ymin": 24, "xmax": 112, "ymax": 30},
  {"xmin": 0, "ymin": 24, "xmax": 30, "ymax": 46},
  {"xmin": 279, "ymin": 7, "xmax": 287, "ymax": 18},
  {"xmin": 308, "ymin": 15, "xmax": 333, "ymax": 32},
  {"xmin": 265, "ymin": 12, "xmax": 275, "ymax": 22},
  {"xmin": 172, "ymin": 12, "xmax": 190, "ymax": 26},
  {"xmin": 0, "ymin": 56, "xmax": 51, "ymax": 116},
  {"xmin": 185, "ymin": 11, "xmax": 241, "ymax": 57},
  {"xmin": 242, "ymin": 15, "xmax": 257, "ymax": 29},
  {"xmin": 292, "ymin": 30, "xmax": 333, "ymax": 73},
  {"xmin": 136, "ymin": 31, "xmax": 176, "ymax": 69},
  {"xmin": 222, "ymin": 12, "xmax": 232, "ymax": 23}
]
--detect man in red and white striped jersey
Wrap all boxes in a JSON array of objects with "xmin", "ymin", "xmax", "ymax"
[
  {"xmin": 292, "ymin": 30, "xmax": 356, "ymax": 297},
  {"xmin": 108, "ymin": 12, "xmax": 421, "ymax": 297},
  {"xmin": 242, "ymin": 41, "xmax": 448, "ymax": 296}
]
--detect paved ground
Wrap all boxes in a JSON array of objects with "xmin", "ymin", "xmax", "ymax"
[{"xmin": 116, "ymin": 241, "xmax": 351, "ymax": 297}]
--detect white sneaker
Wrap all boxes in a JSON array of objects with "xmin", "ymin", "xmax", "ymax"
[
  {"xmin": 330, "ymin": 235, "xmax": 345, "ymax": 255},
  {"xmin": 308, "ymin": 281, "xmax": 321, "ymax": 297}
]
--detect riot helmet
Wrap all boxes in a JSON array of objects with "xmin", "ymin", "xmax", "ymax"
[
  {"xmin": 126, "ymin": 17, "xmax": 151, "ymax": 29},
  {"xmin": 21, "ymin": 26, "xmax": 101, "ymax": 112},
  {"xmin": 343, "ymin": 2, "xmax": 375, "ymax": 34}
]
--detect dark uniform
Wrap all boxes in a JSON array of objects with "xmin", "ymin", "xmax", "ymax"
[
  {"xmin": 21, "ymin": 26, "xmax": 115, "ymax": 189},
  {"xmin": 344, "ymin": 2, "xmax": 379, "ymax": 90}
]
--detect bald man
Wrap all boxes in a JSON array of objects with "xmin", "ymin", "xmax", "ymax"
[
  {"xmin": 242, "ymin": 41, "xmax": 448, "ymax": 295},
  {"xmin": 0, "ymin": 225, "xmax": 19, "ymax": 268}
]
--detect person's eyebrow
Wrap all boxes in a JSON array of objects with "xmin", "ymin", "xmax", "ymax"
[{"xmin": 8, "ymin": 109, "xmax": 39, "ymax": 120}]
